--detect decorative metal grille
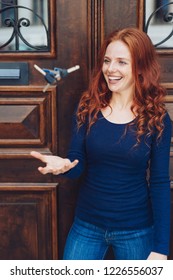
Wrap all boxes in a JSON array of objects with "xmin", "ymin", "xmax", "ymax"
[
  {"xmin": 0, "ymin": 0, "xmax": 49, "ymax": 51},
  {"xmin": 145, "ymin": 0, "xmax": 173, "ymax": 48}
]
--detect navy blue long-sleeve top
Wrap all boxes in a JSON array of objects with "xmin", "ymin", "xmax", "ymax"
[{"xmin": 65, "ymin": 111, "xmax": 172, "ymax": 255}]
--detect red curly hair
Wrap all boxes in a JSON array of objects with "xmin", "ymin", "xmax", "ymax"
[{"xmin": 77, "ymin": 27, "xmax": 166, "ymax": 143}]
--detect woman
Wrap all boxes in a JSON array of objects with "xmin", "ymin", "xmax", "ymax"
[{"xmin": 31, "ymin": 27, "xmax": 171, "ymax": 260}]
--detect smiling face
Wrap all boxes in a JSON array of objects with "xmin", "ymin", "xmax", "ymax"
[{"xmin": 102, "ymin": 40, "xmax": 135, "ymax": 97}]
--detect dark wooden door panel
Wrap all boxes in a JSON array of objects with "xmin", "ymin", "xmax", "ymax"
[
  {"xmin": 0, "ymin": 183, "xmax": 58, "ymax": 260},
  {"xmin": 0, "ymin": 86, "xmax": 57, "ymax": 153}
]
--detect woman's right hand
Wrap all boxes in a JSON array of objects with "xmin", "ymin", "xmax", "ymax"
[{"xmin": 30, "ymin": 151, "xmax": 79, "ymax": 175}]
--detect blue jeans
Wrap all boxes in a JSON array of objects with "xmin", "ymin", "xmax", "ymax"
[{"xmin": 63, "ymin": 217, "xmax": 153, "ymax": 260}]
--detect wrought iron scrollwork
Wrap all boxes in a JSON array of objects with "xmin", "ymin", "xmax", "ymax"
[
  {"xmin": 0, "ymin": 2, "xmax": 49, "ymax": 51},
  {"xmin": 145, "ymin": 1, "xmax": 173, "ymax": 47}
]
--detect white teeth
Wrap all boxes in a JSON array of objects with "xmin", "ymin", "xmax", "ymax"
[{"xmin": 109, "ymin": 76, "xmax": 122, "ymax": 80}]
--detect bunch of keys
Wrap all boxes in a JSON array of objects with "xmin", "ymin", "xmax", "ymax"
[{"xmin": 34, "ymin": 64, "xmax": 80, "ymax": 92}]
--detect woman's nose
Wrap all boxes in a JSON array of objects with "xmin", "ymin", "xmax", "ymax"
[{"xmin": 107, "ymin": 61, "xmax": 117, "ymax": 72}]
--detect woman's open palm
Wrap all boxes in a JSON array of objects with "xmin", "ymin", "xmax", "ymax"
[{"xmin": 30, "ymin": 151, "xmax": 78, "ymax": 175}]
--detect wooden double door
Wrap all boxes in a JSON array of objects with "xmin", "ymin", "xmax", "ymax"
[{"xmin": 0, "ymin": 0, "xmax": 173, "ymax": 259}]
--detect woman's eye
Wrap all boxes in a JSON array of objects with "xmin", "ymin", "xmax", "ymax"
[
  {"xmin": 103, "ymin": 59, "xmax": 110, "ymax": 64},
  {"xmin": 119, "ymin": 60, "xmax": 127, "ymax": 65}
]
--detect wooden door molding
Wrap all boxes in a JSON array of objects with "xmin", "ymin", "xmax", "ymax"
[
  {"xmin": 87, "ymin": 0, "xmax": 104, "ymax": 72},
  {"xmin": 0, "ymin": 86, "xmax": 57, "ymax": 158}
]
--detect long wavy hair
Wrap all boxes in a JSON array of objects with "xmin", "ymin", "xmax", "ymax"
[{"xmin": 77, "ymin": 27, "xmax": 166, "ymax": 143}]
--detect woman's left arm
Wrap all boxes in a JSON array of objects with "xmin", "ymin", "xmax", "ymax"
[
  {"xmin": 149, "ymin": 112, "xmax": 172, "ymax": 257},
  {"xmin": 147, "ymin": 252, "xmax": 167, "ymax": 260}
]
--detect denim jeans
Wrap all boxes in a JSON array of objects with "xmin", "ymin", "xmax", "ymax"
[{"xmin": 63, "ymin": 217, "xmax": 153, "ymax": 260}]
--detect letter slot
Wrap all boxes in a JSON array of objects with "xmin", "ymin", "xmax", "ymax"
[{"xmin": 0, "ymin": 69, "xmax": 20, "ymax": 79}]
